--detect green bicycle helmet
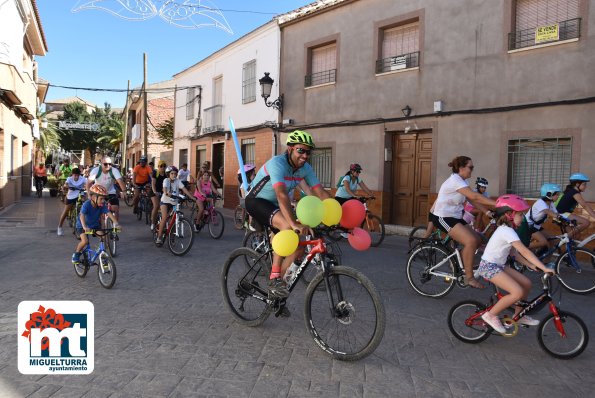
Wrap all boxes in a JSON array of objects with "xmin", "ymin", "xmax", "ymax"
[{"xmin": 286, "ymin": 130, "xmax": 315, "ymax": 148}]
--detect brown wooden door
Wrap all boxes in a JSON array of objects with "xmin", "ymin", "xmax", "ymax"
[{"xmin": 391, "ymin": 133, "xmax": 432, "ymax": 226}]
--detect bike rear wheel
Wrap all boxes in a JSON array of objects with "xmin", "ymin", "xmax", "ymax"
[
  {"xmin": 221, "ymin": 247, "xmax": 271, "ymax": 327},
  {"xmin": 233, "ymin": 206, "xmax": 246, "ymax": 230},
  {"xmin": 208, "ymin": 210, "xmax": 225, "ymax": 239},
  {"xmin": 538, "ymin": 311, "xmax": 589, "ymax": 359},
  {"xmin": 304, "ymin": 266, "xmax": 385, "ymax": 361},
  {"xmin": 361, "ymin": 214, "xmax": 385, "ymax": 247},
  {"xmin": 97, "ymin": 252, "xmax": 117, "ymax": 289},
  {"xmin": 406, "ymin": 244, "xmax": 456, "ymax": 298},
  {"xmin": 555, "ymin": 248, "xmax": 595, "ymax": 294},
  {"xmin": 167, "ymin": 217, "xmax": 194, "ymax": 256},
  {"xmin": 447, "ymin": 300, "xmax": 490, "ymax": 343},
  {"xmin": 408, "ymin": 225, "xmax": 428, "ymax": 249},
  {"xmin": 242, "ymin": 231, "xmax": 269, "ymax": 276}
]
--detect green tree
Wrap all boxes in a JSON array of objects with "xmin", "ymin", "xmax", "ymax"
[
  {"xmin": 57, "ymin": 102, "xmax": 98, "ymax": 159},
  {"xmin": 37, "ymin": 111, "xmax": 60, "ymax": 159},
  {"xmin": 156, "ymin": 116, "xmax": 174, "ymax": 146}
]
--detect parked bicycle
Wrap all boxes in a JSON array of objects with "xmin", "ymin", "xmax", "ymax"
[
  {"xmin": 73, "ymin": 228, "xmax": 118, "ymax": 289},
  {"xmin": 153, "ymin": 194, "xmax": 194, "ymax": 256},
  {"xmin": 191, "ymin": 195, "xmax": 225, "ymax": 239},
  {"xmin": 447, "ymin": 270, "xmax": 589, "ymax": 359},
  {"xmin": 222, "ymin": 225, "xmax": 385, "ymax": 361}
]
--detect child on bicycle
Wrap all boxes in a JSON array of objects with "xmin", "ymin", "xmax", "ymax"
[
  {"xmin": 193, "ymin": 169, "xmax": 216, "ymax": 230},
  {"xmin": 334, "ymin": 163, "xmax": 374, "ymax": 205},
  {"xmin": 476, "ymin": 194, "xmax": 555, "ymax": 333},
  {"xmin": 72, "ymin": 185, "xmax": 120, "ymax": 264},
  {"xmin": 57, "ymin": 168, "xmax": 86, "ymax": 236},
  {"xmin": 526, "ymin": 183, "xmax": 560, "ymax": 254},
  {"xmin": 156, "ymin": 166, "xmax": 197, "ymax": 244},
  {"xmin": 462, "ymin": 177, "xmax": 490, "ymax": 231},
  {"xmin": 556, "ymin": 173, "xmax": 595, "ymax": 238}
]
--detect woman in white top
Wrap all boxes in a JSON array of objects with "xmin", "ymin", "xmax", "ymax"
[
  {"xmin": 430, "ymin": 156, "xmax": 496, "ymax": 288},
  {"xmin": 476, "ymin": 195, "xmax": 555, "ymax": 333},
  {"xmin": 57, "ymin": 168, "xmax": 87, "ymax": 236}
]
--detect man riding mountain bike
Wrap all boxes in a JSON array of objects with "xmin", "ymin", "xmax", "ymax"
[
  {"xmin": 131, "ymin": 155, "xmax": 153, "ymax": 214},
  {"xmin": 245, "ymin": 130, "xmax": 330, "ymax": 303},
  {"xmin": 86, "ymin": 156, "xmax": 126, "ymax": 221}
]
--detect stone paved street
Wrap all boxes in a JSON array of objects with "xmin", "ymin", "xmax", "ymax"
[{"xmin": 0, "ymin": 194, "xmax": 594, "ymax": 397}]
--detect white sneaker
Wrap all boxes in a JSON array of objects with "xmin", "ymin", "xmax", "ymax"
[
  {"xmin": 517, "ymin": 315, "xmax": 540, "ymax": 326},
  {"xmin": 57, "ymin": 227, "xmax": 64, "ymax": 236},
  {"xmin": 481, "ymin": 312, "xmax": 506, "ymax": 333},
  {"xmin": 150, "ymin": 223, "xmax": 155, "ymax": 231}
]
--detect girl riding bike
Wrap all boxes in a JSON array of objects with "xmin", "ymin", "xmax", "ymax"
[
  {"xmin": 156, "ymin": 166, "xmax": 197, "ymax": 245},
  {"xmin": 556, "ymin": 173, "xmax": 595, "ymax": 238},
  {"xmin": 526, "ymin": 183, "xmax": 561, "ymax": 254},
  {"xmin": 194, "ymin": 169, "xmax": 216, "ymax": 231},
  {"xmin": 334, "ymin": 163, "xmax": 374, "ymax": 205},
  {"xmin": 476, "ymin": 194, "xmax": 555, "ymax": 333}
]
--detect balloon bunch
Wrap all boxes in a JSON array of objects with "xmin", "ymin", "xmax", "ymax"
[{"xmin": 271, "ymin": 196, "xmax": 372, "ymax": 256}]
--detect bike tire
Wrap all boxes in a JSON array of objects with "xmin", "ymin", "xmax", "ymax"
[
  {"xmin": 555, "ymin": 248, "xmax": 595, "ymax": 294},
  {"xmin": 304, "ymin": 266, "xmax": 385, "ymax": 361},
  {"xmin": 145, "ymin": 200, "xmax": 152, "ymax": 225},
  {"xmin": 136, "ymin": 200, "xmax": 143, "ymax": 220},
  {"xmin": 408, "ymin": 225, "xmax": 427, "ymax": 249},
  {"xmin": 447, "ymin": 300, "xmax": 491, "ymax": 343},
  {"xmin": 167, "ymin": 218, "xmax": 194, "ymax": 256},
  {"xmin": 242, "ymin": 231, "xmax": 270, "ymax": 276},
  {"xmin": 537, "ymin": 311, "xmax": 589, "ymax": 359},
  {"xmin": 97, "ymin": 252, "xmax": 117, "ymax": 289},
  {"xmin": 233, "ymin": 206, "xmax": 245, "ymax": 230},
  {"xmin": 73, "ymin": 253, "xmax": 89, "ymax": 278},
  {"xmin": 362, "ymin": 214, "xmax": 385, "ymax": 247},
  {"xmin": 221, "ymin": 247, "xmax": 272, "ymax": 327},
  {"xmin": 208, "ymin": 210, "xmax": 225, "ymax": 239},
  {"xmin": 406, "ymin": 244, "xmax": 456, "ymax": 298},
  {"xmin": 105, "ymin": 218, "xmax": 118, "ymax": 258},
  {"xmin": 124, "ymin": 190, "xmax": 133, "ymax": 206}
]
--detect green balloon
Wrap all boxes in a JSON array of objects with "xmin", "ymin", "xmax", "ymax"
[{"xmin": 296, "ymin": 195, "xmax": 324, "ymax": 227}]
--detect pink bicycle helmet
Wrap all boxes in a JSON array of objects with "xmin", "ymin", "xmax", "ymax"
[
  {"xmin": 237, "ymin": 163, "xmax": 255, "ymax": 174},
  {"xmin": 495, "ymin": 194, "xmax": 529, "ymax": 216}
]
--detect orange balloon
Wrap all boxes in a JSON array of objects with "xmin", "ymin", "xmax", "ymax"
[{"xmin": 340, "ymin": 199, "xmax": 366, "ymax": 229}]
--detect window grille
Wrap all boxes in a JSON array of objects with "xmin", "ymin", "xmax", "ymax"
[
  {"xmin": 305, "ymin": 43, "xmax": 337, "ymax": 87},
  {"xmin": 186, "ymin": 87, "xmax": 195, "ymax": 120},
  {"xmin": 310, "ymin": 148, "xmax": 333, "ymax": 188},
  {"xmin": 241, "ymin": 138, "xmax": 255, "ymax": 165},
  {"xmin": 377, "ymin": 21, "xmax": 420, "ymax": 73},
  {"xmin": 507, "ymin": 137, "xmax": 572, "ymax": 197},
  {"xmin": 242, "ymin": 60, "xmax": 256, "ymax": 104}
]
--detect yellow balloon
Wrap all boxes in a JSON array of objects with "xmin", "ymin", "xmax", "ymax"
[
  {"xmin": 272, "ymin": 230, "xmax": 299, "ymax": 257},
  {"xmin": 322, "ymin": 198, "xmax": 343, "ymax": 226}
]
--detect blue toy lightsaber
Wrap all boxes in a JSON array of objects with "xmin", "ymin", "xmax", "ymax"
[{"xmin": 229, "ymin": 117, "xmax": 249, "ymax": 192}]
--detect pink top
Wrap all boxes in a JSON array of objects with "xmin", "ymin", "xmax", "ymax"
[{"xmin": 194, "ymin": 180, "xmax": 213, "ymax": 201}]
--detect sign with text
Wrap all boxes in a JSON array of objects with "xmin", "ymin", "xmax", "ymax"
[{"xmin": 535, "ymin": 23, "xmax": 559, "ymax": 44}]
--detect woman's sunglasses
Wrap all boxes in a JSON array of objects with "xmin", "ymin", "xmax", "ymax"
[
  {"xmin": 295, "ymin": 148, "xmax": 312, "ymax": 155},
  {"xmin": 103, "ymin": 163, "xmax": 112, "ymax": 167}
]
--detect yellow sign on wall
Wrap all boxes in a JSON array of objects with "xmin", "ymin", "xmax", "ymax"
[{"xmin": 535, "ymin": 23, "xmax": 559, "ymax": 44}]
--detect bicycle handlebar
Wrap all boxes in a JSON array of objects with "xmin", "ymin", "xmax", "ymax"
[{"xmin": 84, "ymin": 227, "xmax": 121, "ymax": 236}]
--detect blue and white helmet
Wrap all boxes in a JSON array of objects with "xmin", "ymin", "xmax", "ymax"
[
  {"xmin": 540, "ymin": 183, "xmax": 561, "ymax": 199},
  {"xmin": 569, "ymin": 173, "xmax": 590, "ymax": 183}
]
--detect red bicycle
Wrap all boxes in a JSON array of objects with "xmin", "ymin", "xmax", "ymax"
[
  {"xmin": 191, "ymin": 195, "xmax": 225, "ymax": 239},
  {"xmin": 447, "ymin": 270, "xmax": 589, "ymax": 359},
  {"xmin": 153, "ymin": 195, "xmax": 194, "ymax": 256}
]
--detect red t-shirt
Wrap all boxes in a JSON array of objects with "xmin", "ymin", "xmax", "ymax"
[{"xmin": 133, "ymin": 165, "xmax": 152, "ymax": 184}]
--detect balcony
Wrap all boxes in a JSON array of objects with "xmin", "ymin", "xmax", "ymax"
[
  {"xmin": 376, "ymin": 51, "xmax": 420, "ymax": 74},
  {"xmin": 508, "ymin": 18, "xmax": 581, "ymax": 51},
  {"xmin": 203, "ymin": 104, "xmax": 224, "ymax": 134},
  {"xmin": 304, "ymin": 69, "xmax": 336, "ymax": 88}
]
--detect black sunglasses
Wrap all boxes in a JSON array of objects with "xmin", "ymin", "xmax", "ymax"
[
  {"xmin": 295, "ymin": 148, "xmax": 312, "ymax": 155},
  {"xmin": 466, "ymin": 165, "xmax": 474, "ymax": 171},
  {"xmin": 159, "ymin": 165, "xmax": 166, "ymax": 168},
  {"xmin": 103, "ymin": 163, "xmax": 112, "ymax": 166}
]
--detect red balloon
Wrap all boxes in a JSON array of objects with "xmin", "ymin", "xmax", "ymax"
[
  {"xmin": 340, "ymin": 199, "xmax": 366, "ymax": 229},
  {"xmin": 348, "ymin": 227, "xmax": 371, "ymax": 251}
]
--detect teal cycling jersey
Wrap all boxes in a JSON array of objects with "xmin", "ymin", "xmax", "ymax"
[{"xmin": 249, "ymin": 153, "xmax": 321, "ymax": 205}]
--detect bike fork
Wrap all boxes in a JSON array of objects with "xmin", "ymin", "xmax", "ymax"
[{"xmin": 549, "ymin": 302, "xmax": 566, "ymax": 337}]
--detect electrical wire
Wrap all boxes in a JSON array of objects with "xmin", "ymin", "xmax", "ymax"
[{"xmin": 48, "ymin": 83, "xmax": 200, "ymax": 93}]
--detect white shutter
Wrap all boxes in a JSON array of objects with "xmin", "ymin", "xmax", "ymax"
[
  {"xmin": 516, "ymin": 0, "xmax": 579, "ymax": 30},
  {"xmin": 311, "ymin": 43, "xmax": 337, "ymax": 74},
  {"xmin": 382, "ymin": 22, "xmax": 419, "ymax": 58}
]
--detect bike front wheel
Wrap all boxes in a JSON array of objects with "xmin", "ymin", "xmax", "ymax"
[
  {"xmin": 361, "ymin": 214, "xmax": 385, "ymax": 247},
  {"xmin": 304, "ymin": 266, "xmax": 385, "ymax": 361},
  {"xmin": 555, "ymin": 248, "xmax": 595, "ymax": 294},
  {"xmin": 406, "ymin": 244, "xmax": 456, "ymax": 298},
  {"xmin": 537, "ymin": 310, "xmax": 589, "ymax": 359},
  {"xmin": 208, "ymin": 210, "xmax": 225, "ymax": 239},
  {"xmin": 136, "ymin": 200, "xmax": 143, "ymax": 220},
  {"xmin": 447, "ymin": 300, "xmax": 490, "ymax": 343},
  {"xmin": 221, "ymin": 247, "xmax": 271, "ymax": 327},
  {"xmin": 124, "ymin": 191, "xmax": 133, "ymax": 206},
  {"xmin": 167, "ymin": 218, "xmax": 194, "ymax": 256},
  {"xmin": 97, "ymin": 252, "xmax": 117, "ymax": 289},
  {"xmin": 233, "ymin": 206, "xmax": 245, "ymax": 230}
]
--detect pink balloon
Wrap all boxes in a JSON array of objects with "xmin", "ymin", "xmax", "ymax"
[
  {"xmin": 340, "ymin": 199, "xmax": 366, "ymax": 229},
  {"xmin": 348, "ymin": 227, "xmax": 371, "ymax": 251}
]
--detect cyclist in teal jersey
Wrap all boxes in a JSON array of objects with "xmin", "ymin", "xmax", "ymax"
[
  {"xmin": 245, "ymin": 130, "xmax": 330, "ymax": 300},
  {"xmin": 556, "ymin": 173, "xmax": 595, "ymax": 237}
]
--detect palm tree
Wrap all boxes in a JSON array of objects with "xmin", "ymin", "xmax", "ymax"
[
  {"xmin": 35, "ymin": 111, "xmax": 60, "ymax": 164},
  {"xmin": 97, "ymin": 117, "xmax": 124, "ymax": 157}
]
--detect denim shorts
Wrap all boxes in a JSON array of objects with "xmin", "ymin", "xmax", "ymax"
[{"xmin": 476, "ymin": 259, "xmax": 505, "ymax": 280}]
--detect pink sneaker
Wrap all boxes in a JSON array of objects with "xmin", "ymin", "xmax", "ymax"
[{"xmin": 481, "ymin": 312, "xmax": 506, "ymax": 333}]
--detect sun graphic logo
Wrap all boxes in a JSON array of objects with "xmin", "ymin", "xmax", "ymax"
[{"xmin": 18, "ymin": 301, "xmax": 94, "ymax": 374}]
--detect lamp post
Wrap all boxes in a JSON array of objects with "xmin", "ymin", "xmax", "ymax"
[
  {"xmin": 401, "ymin": 105, "xmax": 412, "ymax": 118},
  {"xmin": 259, "ymin": 72, "xmax": 283, "ymax": 116}
]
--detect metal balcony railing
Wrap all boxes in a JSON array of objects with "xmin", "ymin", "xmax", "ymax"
[
  {"xmin": 508, "ymin": 18, "xmax": 581, "ymax": 50},
  {"xmin": 304, "ymin": 69, "xmax": 336, "ymax": 88},
  {"xmin": 376, "ymin": 51, "xmax": 420, "ymax": 74},
  {"xmin": 203, "ymin": 104, "xmax": 224, "ymax": 134}
]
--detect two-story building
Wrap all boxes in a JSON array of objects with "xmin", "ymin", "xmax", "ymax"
[
  {"xmin": 0, "ymin": 0, "xmax": 48, "ymax": 209},
  {"xmin": 172, "ymin": 20, "xmax": 281, "ymax": 207},
  {"xmin": 278, "ymin": 0, "xmax": 594, "ymax": 226}
]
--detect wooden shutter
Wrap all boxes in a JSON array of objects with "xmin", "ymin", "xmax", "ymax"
[
  {"xmin": 516, "ymin": 0, "xmax": 579, "ymax": 30},
  {"xmin": 382, "ymin": 22, "xmax": 419, "ymax": 58},
  {"xmin": 311, "ymin": 43, "xmax": 337, "ymax": 74}
]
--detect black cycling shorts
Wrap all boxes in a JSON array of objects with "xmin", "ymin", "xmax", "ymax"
[
  {"xmin": 245, "ymin": 197, "xmax": 279, "ymax": 228},
  {"xmin": 430, "ymin": 213, "xmax": 467, "ymax": 234},
  {"xmin": 108, "ymin": 194, "xmax": 119, "ymax": 206}
]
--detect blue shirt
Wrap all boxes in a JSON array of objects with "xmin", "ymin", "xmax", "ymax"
[
  {"xmin": 335, "ymin": 175, "xmax": 361, "ymax": 199},
  {"xmin": 251, "ymin": 153, "xmax": 321, "ymax": 205},
  {"xmin": 76, "ymin": 199, "xmax": 108, "ymax": 229}
]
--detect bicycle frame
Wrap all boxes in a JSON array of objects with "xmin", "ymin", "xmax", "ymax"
[
  {"xmin": 82, "ymin": 234, "xmax": 110, "ymax": 272},
  {"xmin": 577, "ymin": 233, "xmax": 595, "ymax": 248},
  {"xmin": 418, "ymin": 241, "xmax": 465, "ymax": 280}
]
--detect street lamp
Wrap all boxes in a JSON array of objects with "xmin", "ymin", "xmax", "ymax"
[
  {"xmin": 259, "ymin": 72, "xmax": 283, "ymax": 115},
  {"xmin": 401, "ymin": 105, "xmax": 412, "ymax": 118}
]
